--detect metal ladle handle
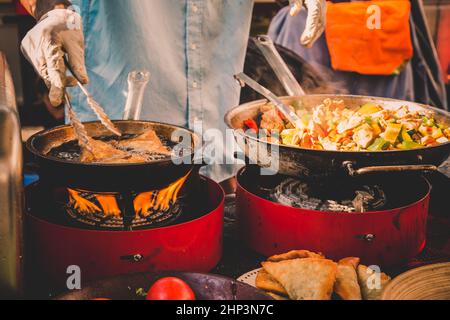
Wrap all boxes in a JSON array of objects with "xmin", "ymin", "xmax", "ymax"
[
  {"xmin": 234, "ymin": 72, "xmax": 303, "ymax": 128},
  {"xmin": 255, "ymin": 35, "xmax": 305, "ymax": 97}
]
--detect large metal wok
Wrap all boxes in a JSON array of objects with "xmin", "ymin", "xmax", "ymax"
[
  {"xmin": 225, "ymin": 94, "xmax": 450, "ymax": 180},
  {"xmin": 26, "ymin": 120, "xmax": 200, "ymax": 192}
]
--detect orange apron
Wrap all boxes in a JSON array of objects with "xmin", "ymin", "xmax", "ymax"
[{"xmin": 325, "ymin": 0, "xmax": 413, "ymax": 75}]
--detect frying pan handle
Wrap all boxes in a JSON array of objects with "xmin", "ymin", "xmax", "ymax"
[{"xmin": 344, "ymin": 161, "xmax": 438, "ymax": 177}]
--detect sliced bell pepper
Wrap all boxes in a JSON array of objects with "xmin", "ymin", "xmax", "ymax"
[
  {"xmin": 358, "ymin": 103, "xmax": 382, "ymax": 115},
  {"xmin": 368, "ymin": 138, "xmax": 390, "ymax": 151},
  {"xmin": 243, "ymin": 119, "xmax": 259, "ymax": 133},
  {"xmin": 383, "ymin": 123, "xmax": 403, "ymax": 144}
]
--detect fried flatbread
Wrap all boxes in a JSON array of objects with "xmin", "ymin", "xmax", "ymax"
[
  {"xmin": 255, "ymin": 269, "xmax": 288, "ymax": 296},
  {"xmin": 267, "ymin": 250, "xmax": 324, "ymax": 262},
  {"xmin": 357, "ymin": 265, "xmax": 391, "ymax": 300},
  {"xmin": 262, "ymin": 258, "xmax": 337, "ymax": 300},
  {"xmin": 334, "ymin": 257, "xmax": 362, "ymax": 300},
  {"xmin": 80, "ymin": 138, "xmax": 146, "ymax": 163},
  {"xmin": 115, "ymin": 129, "xmax": 171, "ymax": 156}
]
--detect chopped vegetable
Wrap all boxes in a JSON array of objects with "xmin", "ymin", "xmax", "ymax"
[
  {"xmin": 244, "ymin": 119, "xmax": 259, "ymax": 133},
  {"xmin": 401, "ymin": 128, "xmax": 413, "ymax": 142},
  {"xmin": 400, "ymin": 141, "xmax": 422, "ymax": 149},
  {"xmin": 368, "ymin": 138, "xmax": 390, "ymax": 151},
  {"xmin": 383, "ymin": 123, "xmax": 403, "ymax": 144},
  {"xmin": 421, "ymin": 136, "xmax": 436, "ymax": 146},
  {"xmin": 281, "ymin": 129, "xmax": 302, "ymax": 146},
  {"xmin": 419, "ymin": 125, "xmax": 431, "ymax": 137},
  {"xmin": 353, "ymin": 124, "xmax": 375, "ymax": 148},
  {"xmin": 436, "ymin": 137, "xmax": 449, "ymax": 144},
  {"xmin": 247, "ymin": 100, "xmax": 450, "ymax": 151},
  {"xmin": 431, "ymin": 127, "xmax": 444, "ymax": 139},
  {"xmin": 358, "ymin": 103, "xmax": 382, "ymax": 115},
  {"xmin": 444, "ymin": 128, "xmax": 450, "ymax": 138},
  {"xmin": 422, "ymin": 117, "xmax": 435, "ymax": 127},
  {"xmin": 371, "ymin": 122, "xmax": 382, "ymax": 137}
]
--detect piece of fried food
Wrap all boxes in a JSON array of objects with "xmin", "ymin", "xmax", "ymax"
[
  {"xmin": 256, "ymin": 250, "xmax": 324, "ymax": 296},
  {"xmin": 256, "ymin": 269, "xmax": 288, "ymax": 296},
  {"xmin": 262, "ymin": 258, "xmax": 337, "ymax": 300},
  {"xmin": 115, "ymin": 129, "xmax": 171, "ymax": 156},
  {"xmin": 267, "ymin": 250, "xmax": 325, "ymax": 262},
  {"xmin": 357, "ymin": 265, "xmax": 391, "ymax": 300},
  {"xmin": 334, "ymin": 257, "xmax": 362, "ymax": 300},
  {"xmin": 80, "ymin": 138, "xmax": 146, "ymax": 163}
]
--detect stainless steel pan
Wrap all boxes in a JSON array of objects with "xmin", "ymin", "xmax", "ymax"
[{"xmin": 225, "ymin": 94, "xmax": 450, "ymax": 180}]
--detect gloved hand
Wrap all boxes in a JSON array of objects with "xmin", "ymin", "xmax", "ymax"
[
  {"xmin": 289, "ymin": 0, "xmax": 327, "ymax": 48},
  {"xmin": 21, "ymin": 8, "xmax": 88, "ymax": 106}
]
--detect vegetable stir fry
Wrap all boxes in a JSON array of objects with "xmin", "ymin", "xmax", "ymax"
[{"xmin": 244, "ymin": 99, "xmax": 450, "ymax": 151}]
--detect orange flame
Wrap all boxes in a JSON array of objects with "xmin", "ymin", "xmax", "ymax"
[
  {"xmin": 68, "ymin": 189, "xmax": 101, "ymax": 214},
  {"xmin": 67, "ymin": 171, "xmax": 190, "ymax": 218},
  {"xmin": 95, "ymin": 194, "xmax": 121, "ymax": 217},
  {"xmin": 134, "ymin": 172, "xmax": 190, "ymax": 216}
]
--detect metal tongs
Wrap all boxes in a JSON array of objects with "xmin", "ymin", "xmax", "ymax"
[
  {"xmin": 63, "ymin": 57, "xmax": 122, "ymax": 152},
  {"xmin": 235, "ymin": 36, "xmax": 307, "ymax": 128},
  {"xmin": 64, "ymin": 57, "xmax": 122, "ymax": 136},
  {"xmin": 65, "ymin": 93, "xmax": 93, "ymax": 152},
  {"xmin": 235, "ymin": 72, "xmax": 303, "ymax": 128},
  {"xmin": 254, "ymin": 35, "xmax": 305, "ymax": 97}
]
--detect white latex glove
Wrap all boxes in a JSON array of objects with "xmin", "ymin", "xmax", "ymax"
[
  {"xmin": 289, "ymin": 0, "xmax": 327, "ymax": 48},
  {"xmin": 21, "ymin": 9, "xmax": 88, "ymax": 106}
]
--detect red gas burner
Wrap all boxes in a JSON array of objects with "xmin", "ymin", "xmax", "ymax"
[
  {"xmin": 25, "ymin": 175, "xmax": 224, "ymax": 296},
  {"xmin": 236, "ymin": 167, "xmax": 431, "ymax": 267}
]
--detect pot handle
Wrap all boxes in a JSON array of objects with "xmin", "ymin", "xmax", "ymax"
[{"xmin": 344, "ymin": 161, "xmax": 438, "ymax": 177}]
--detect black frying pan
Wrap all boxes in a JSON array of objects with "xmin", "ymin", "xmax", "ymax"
[
  {"xmin": 225, "ymin": 95, "xmax": 450, "ymax": 180},
  {"xmin": 26, "ymin": 121, "xmax": 201, "ymax": 192},
  {"xmin": 56, "ymin": 272, "xmax": 272, "ymax": 300}
]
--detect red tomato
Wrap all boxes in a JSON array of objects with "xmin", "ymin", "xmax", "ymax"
[{"xmin": 146, "ymin": 277, "xmax": 196, "ymax": 301}]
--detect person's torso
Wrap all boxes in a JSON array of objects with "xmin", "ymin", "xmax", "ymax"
[{"xmin": 69, "ymin": 0, "xmax": 254, "ymax": 131}]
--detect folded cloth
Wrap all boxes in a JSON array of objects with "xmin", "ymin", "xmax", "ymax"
[{"xmin": 325, "ymin": 0, "xmax": 413, "ymax": 75}]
